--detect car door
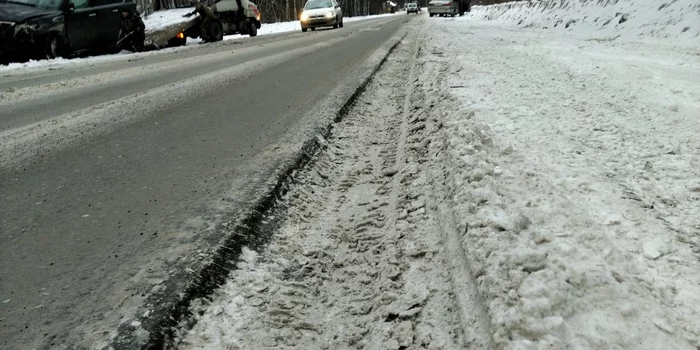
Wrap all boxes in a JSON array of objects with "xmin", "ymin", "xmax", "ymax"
[
  {"xmin": 91, "ymin": 0, "xmax": 122, "ymax": 44},
  {"xmin": 64, "ymin": 0, "xmax": 98, "ymax": 49}
]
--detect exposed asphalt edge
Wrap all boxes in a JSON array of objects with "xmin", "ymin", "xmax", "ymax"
[{"xmin": 106, "ymin": 28, "xmax": 407, "ymax": 350}]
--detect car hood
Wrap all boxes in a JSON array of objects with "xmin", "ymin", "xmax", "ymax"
[
  {"xmin": 303, "ymin": 8, "xmax": 334, "ymax": 16},
  {"xmin": 0, "ymin": 2, "xmax": 60, "ymax": 23},
  {"xmin": 428, "ymin": 0, "xmax": 449, "ymax": 5}
]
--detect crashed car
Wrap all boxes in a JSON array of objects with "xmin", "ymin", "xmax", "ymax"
[{"xmin": 0, "ymin": 0, "xmax": 136, "ymax": 63}]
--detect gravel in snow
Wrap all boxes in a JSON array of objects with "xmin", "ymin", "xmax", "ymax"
[{"xmin": 172, "ymin": 0, "xmax": 700, "ymax": 349}]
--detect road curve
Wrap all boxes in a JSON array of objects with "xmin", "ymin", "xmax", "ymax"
[{"xmin": 0, "ymin": 15, "xmax": 409, "ymax": 349}]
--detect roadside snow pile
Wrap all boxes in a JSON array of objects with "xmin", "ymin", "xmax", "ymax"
[
  {"xmin": 427, "ymin": 2, "xmax": 700, "ymax": 349},
  {"xmin": 468, "ymin": 0, "xmax": 700, "ymax": 41}
]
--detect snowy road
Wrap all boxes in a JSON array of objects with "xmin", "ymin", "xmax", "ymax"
[
  {"xmin": 2, "ymin": 0, "xmax": 698, "ymax": 349},
  {"xmin": 0, "ymin": 15, "xmax": 409, "ymax": 349}
]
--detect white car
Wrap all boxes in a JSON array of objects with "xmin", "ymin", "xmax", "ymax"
[
  {"xmin": 406, "ymin": 2, "xmax": 420, "ymax": 14},
  {"xmin": 300, "ymin": 0, "xmax": 344, "ymax": 32}
]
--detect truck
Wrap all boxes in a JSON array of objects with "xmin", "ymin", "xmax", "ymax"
[
  {"xmin": 427, "ymin": 0, "xmax": 470, "ymax": 17},
  {"xmin": 150, "ymin": 0, "xmax": 262, "ymax": 48}
]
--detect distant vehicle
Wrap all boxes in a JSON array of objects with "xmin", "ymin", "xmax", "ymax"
[
  {"xmin": 428, "ymin": 0, "xmax": 470, "ymax": 17},
  {"xmin": 166, "ymin": 0, "xmax": 262, "ymax": 47},
  {"xmin": 0, "ymin": 0, "xmax": 136, "ymax": 63},
  {"xmin": 406, "ymin": 2, "xmax": 420, "ymax": 14},
  {"xmin": 299, "ymin": 0, "xmax": 343, "ymax": 32}
]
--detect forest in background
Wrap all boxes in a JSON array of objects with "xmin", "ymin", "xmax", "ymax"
[{"xmin": 140, "ymin": 0, "xmax": 523, "ymax": 22}]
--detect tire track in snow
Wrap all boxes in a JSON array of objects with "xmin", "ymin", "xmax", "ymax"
[{"xmin": 176, "ymin": 28, "xmax": 486, "ymax": 349}]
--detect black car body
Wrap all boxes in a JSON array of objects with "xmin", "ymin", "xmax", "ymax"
[{"xmin": 0, "ymin": 0, "xmax": 136, "ymax": 63}]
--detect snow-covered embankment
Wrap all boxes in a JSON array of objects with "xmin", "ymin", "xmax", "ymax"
[
  {"xmin": 470, "ymin": 0, "xmax": 699, "ymax": 41},
  {"xmin": 428, "ymin": 0, "xmax": 700, "ymax": 348}
]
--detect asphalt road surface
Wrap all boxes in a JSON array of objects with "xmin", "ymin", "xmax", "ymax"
[{"xmin": 0, "ymin": 15, "xmax": 408, "ymax": 349}]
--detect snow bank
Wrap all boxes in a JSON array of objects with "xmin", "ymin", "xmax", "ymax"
[
  {"xmin": 185, "ymin": 12, "xmax": 400, "ymax": 44},
  {"xmin": 468, "ymin": 0, "xmax": 700, "ymax": 41},
  {"xmin": 426, "ymin": 0, "xmax": 700, "ymax": 348}
]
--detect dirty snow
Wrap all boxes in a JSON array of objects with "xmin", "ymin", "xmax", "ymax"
[
  {"xmin": 176, "ymin": 25, "xmax": 483, "ymax": 349},
  {"xmin": 427, "ymin": 0, "xmax": 700, "ymax": 348},
  {"xmin": 171, "ymin": 0, "xmax": 700, "ymax": 349}
]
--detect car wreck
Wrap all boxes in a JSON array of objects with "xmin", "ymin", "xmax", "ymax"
[{"xmin": 0, "ymin": 0, "xmax": 136, "ymax": 64}]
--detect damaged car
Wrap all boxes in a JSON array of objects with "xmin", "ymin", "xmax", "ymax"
[{"xmin": 0, "ymin": 0, "xmax": 136, "ymax": 63}]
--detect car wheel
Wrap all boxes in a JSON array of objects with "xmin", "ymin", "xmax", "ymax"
[
  {"xmin": 210, "ymin": 20, "xmax": 224, "ymax": 42},
  {"xmin": 248, "ymin": 20, "xmax": 258, "ymax": 37},
  {"xmin": 451, "ymin": 13, "xmax": 455, "ymax": 17},
  {"xmin": 311, "ymin": 27, "xmax": 316, "ymax": 31},
  {"xmin": 302, "ymin": 28, "xmax": 308, "ymax": 32},
  {"xmin": 339, "ymin": 18, "xmax": 344, "ymax": 28},
  {"xmin": 44, "ymin": 34, "xmax": 65, "ymax": 59}
]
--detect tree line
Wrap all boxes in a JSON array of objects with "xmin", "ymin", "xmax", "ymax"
[{"xmin": 139, "ymin": 0, "xmax": 525, "ymax": 21}]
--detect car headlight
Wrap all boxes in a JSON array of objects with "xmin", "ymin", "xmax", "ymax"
[
  {"xmin": 300, "ymin": 12, "xmax": 309, "ymax": 21},
  {"xmin": 325, "ymin": 11, "xmax": 334, "ymax": 18}
]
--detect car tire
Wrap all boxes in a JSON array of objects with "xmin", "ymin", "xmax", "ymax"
[
  {"xmin": 44, "ymin": 34, "xmax": 65, "ymax": 59},
  {"xmin": 302, "ymin": 28, "xmax": 308, "ymax": 32},
  {"xmin": 339, "ymin": 18, "xmax": 344, "ymax": 28},
  {"xmin": 210, "ymin": 20, "xmax": 224, "ymax": 42},
  {"xmin": 310, "ymin": 27, "xmax": 315, "ymax": 31},
  {"xmin": 248, "ymin": 20, "xmax": 258, "ymax": 37}
]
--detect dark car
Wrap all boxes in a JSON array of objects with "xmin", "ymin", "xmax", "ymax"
[{"xmin": 0, "ymin": 0, "xmax": 136, "ymax": 63}]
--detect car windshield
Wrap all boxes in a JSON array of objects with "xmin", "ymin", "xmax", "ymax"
[
  {"xmin": 0, "ymin": 0, "xmax": 62, "ymax": 9},
  {"xmin": 304, "ymin": 0, "xmax": 333, "ymax": 10}
]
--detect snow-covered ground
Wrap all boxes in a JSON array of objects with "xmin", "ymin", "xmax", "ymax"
[
  {"xmin": 430, "ymin": 0, "xmax": 700, "ymax": 348},
  {"xmin": 168, "ymin": 0, "xmax": 700, "ymax": 349},
  {"xmin": 0, "ymin": 11, "xmax": 397, "ymax": 73},
  {"xmin": 470, "ymin": 0, "xmax": 699, "ymax": 42}
]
